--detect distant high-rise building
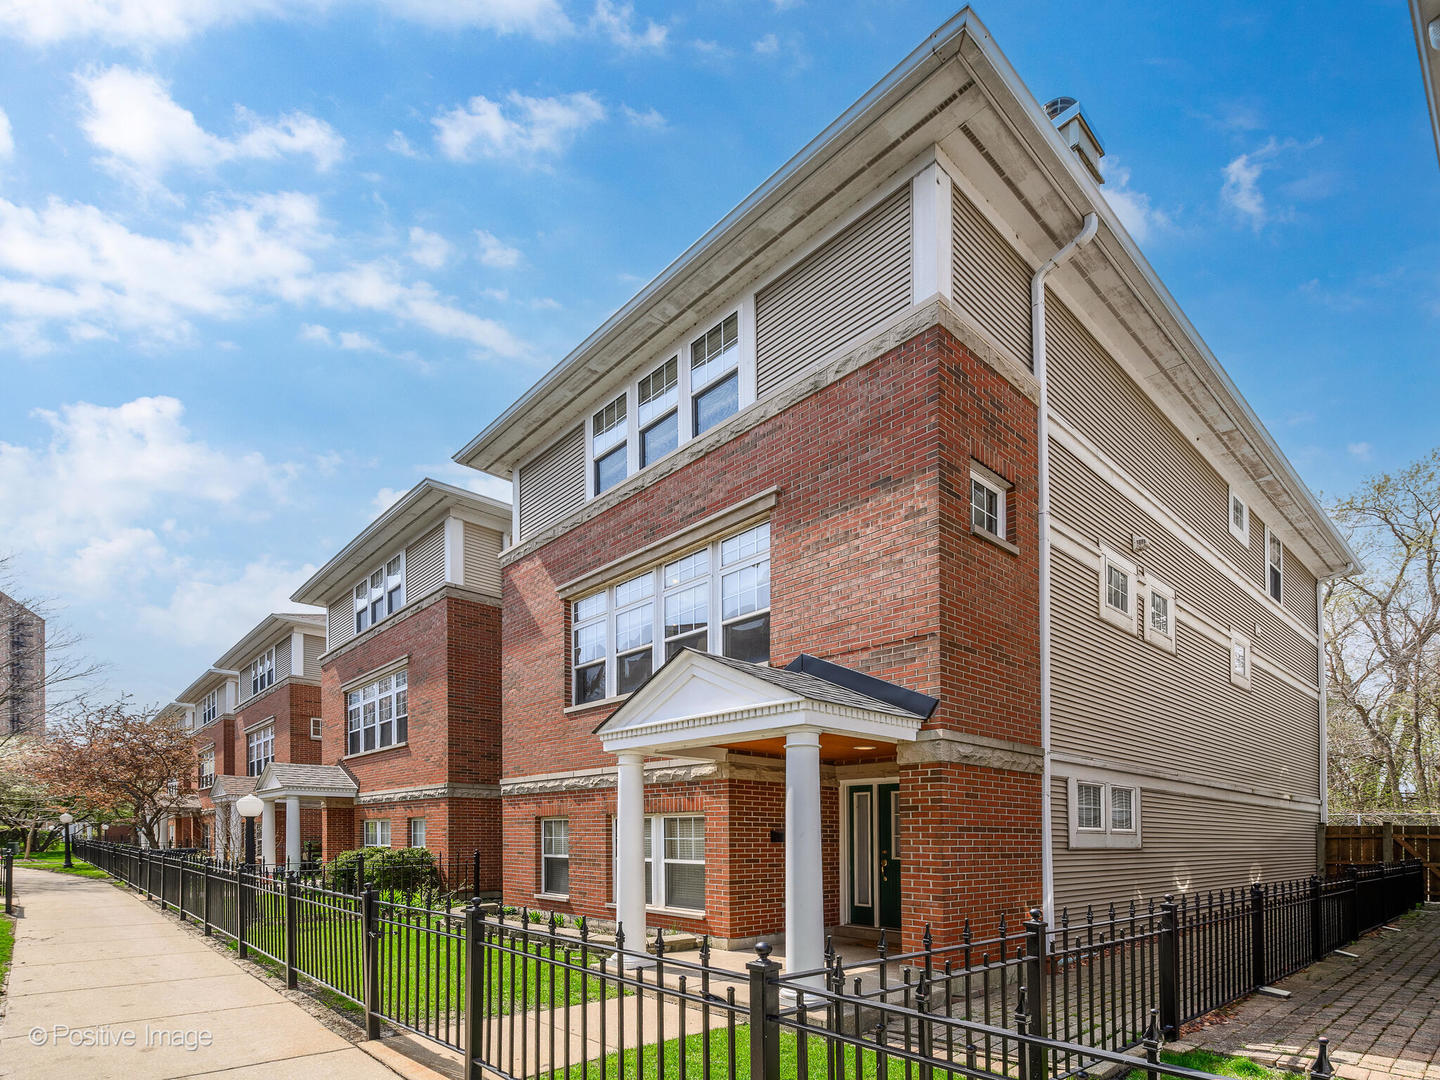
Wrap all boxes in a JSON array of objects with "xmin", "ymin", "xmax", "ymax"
[{"xmin": 0, "ymin": 591, "xmax": 45, "ymax": 735}]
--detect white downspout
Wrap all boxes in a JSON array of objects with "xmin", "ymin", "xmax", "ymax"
[
  {"xmin": 1316, "ymin": 578, "xmax": 1329, "ymax": 874},
  {"xmin": 1035, "ymin": 212, "xmax": 1098, "ymax": 921}
]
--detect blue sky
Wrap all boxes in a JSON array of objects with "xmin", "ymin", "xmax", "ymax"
[{"xmin": 0, "ymin": 0, "xmax": 1434, "ymax": 707}]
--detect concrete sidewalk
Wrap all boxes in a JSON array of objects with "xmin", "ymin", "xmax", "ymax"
[{"xmin": 0, "ymin": 867, "xmax": 430, "ymax": 1080}]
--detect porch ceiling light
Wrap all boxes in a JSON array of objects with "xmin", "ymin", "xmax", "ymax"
[{"xmin": 852, "ymin": 745, "xmax": 877, "ymax": 751}]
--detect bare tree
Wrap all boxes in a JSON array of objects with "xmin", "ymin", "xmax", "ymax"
[{"xmin": 1325, "ymin": 450, "xmax": 1440, "ymax": 813}]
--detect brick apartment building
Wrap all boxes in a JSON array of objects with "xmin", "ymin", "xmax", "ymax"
[{"xmin": 447, "ymin": 8, "xmax": 1355, "ymax": 980}]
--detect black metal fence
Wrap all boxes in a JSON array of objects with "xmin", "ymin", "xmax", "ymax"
[
  {"xmin": 3, "ymin": 848, "xmax": 12, "ymax": 915},
  {"xmin": 74, "ymin": 839, "xmax": 1420, "ymax": 1080}
]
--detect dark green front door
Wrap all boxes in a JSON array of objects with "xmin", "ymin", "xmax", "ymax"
[{"xmin": 847, "ymin": 782, "xmax": 901, "ymax": 929}]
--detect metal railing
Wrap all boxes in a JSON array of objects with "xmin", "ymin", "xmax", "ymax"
[
  {"xmin": 73, "ymin": 839, "xmax": 1421, "ymax": 1080},
  {"xmin": 3, "ymin": 848, "xmax": 12, "ymax": 914}
]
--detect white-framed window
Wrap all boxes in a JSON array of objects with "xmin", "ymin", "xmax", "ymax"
[
  {"xmin": 1266, "ymin": 527, "xmax": 1283, "ymax": 604},
  {"xmin": 1228, "ymin": 488, "xmax": 1249, "ymax": 546},
  {"xmin": 1098, "ymin": 546, "xmax": 1138, "ymax": 632},
  {"xmin": 1229, "ymin": 630, "xmax": 1252, "ymax": 690},
  {"xmin": 541, "ymin": 817, "xmax": 570, "ymax": 896},
  {"xmin": 198, "ymin": 750, "xmax": 215, "ymax": 790},
  {"xmin": 1143, "ymin": 577, "xmax": 1177, "ymax": 653},
  {"xmin": 587, "ymin": 310, "xmax": 749, "ymax": 501},
  {"xmin": 353, "ymin": 552, "xmax": 406, "ymax": 635},
  {"xmin": 1067, "ymin": 775, "xmax": 1141, "ymax": 849},
  {"xmin": 345, "ymin": 669, "xmax": 408, "ymax": 755},
  {"xmin": 310, "ymin": 716, "xmax": 323, "ymax": 740},
  {"xmin": 246, "ymin": 724, "xmax": 274, "ymax": 777},
  {"xmin": 572, "ymin": 522, "xmax": 771, "ymax": 704},
  {"xmin": 408, "ymin": 817, "xmax": 426, "ymax": 848},
  {"xmin": 969, "ymin": 465, "xmax": 1008, "ymax": 540},
  {"xmin": 363, "ymin": 819, "xmax": 391, "ymax": 848},
  {"xmin": 248, "ymin": 648, "xmax": 275, "ymax": 698},
  {"xmin": 200, "ymin": 688, "xmax": 219, "ymax": 726},
  {"xmin": 613, "ymin": 814, "xmax": 706, "ymax": 912}
]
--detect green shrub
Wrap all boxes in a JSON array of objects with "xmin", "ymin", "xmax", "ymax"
[{"xmin": 325, "ymin": 846, "xmax": 439, "ymax": 895}]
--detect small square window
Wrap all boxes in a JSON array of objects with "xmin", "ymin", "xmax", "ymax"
[
  {"xmin": 1228, "ymin": 488, "xmax": 1249, "ymax": 546},
  {"xmin": 364, "ymin": 819, "xmax": 391, "ymax": 848},
  {"xmin": 1144, "ymin": 578, "xmax": 1177, "ymax": 653},
  {"xmin": 1107, "ymin": 565, "xmax": 1129, "ymax": 612},
  {"xmin": 1068, "ymin": 777, "xmax": 1141, "ymax": 848},
  {"xmin": 310, "ymin": 716, "xmax": 322, "ymax": 740},
  {"xmin": 970, "ymin": 471, "xmax": 1005, "ymax": 539},
  {"xmin": 1229, "ymin": 630, "xmax": 1252, "ymax": 690},
  {"xmin": 1099, "ymin": 547, "xmax": 1138, "ymax": 632}
]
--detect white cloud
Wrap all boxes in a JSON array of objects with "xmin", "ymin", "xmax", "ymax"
[
  {"xmin": 337, "ymin": 329, "xmax": 383, "ymax": 352},
  {"xmin": 753, "ymin": 32, "xmax": 779, "ymax": 55},
  {"xmin": 475, "ymin": 229, "xmax": 521, "ymax": 268},
  {"xmin": 299, "ymin": 322, "xmax": 333, "ymax": 344},
  {"xmin": 621, "ymin": 105, "xmax": 666, "ymax": 130},
  {"xmin": 1220, "ymin": 136, "xmax": 1321, "ymax": 230},
  {"xmin": 0, "ymin": 106, "xmax": 12, "ymax": 159},
  {"xmin": 589, "ymin": 0, "xmax": 665, "ymax": 51},
  {"xmin": 408, "ymin": 226, "xmax": 451, "ymax": 269},
  {"xmin": 138, "ymin": 557, "xmax": 321, "ymax": 650},
  {"xmin": 69, "ymin": 526, "xmax": 168, "ymax": 590},
  {"xmin": 372, "ymin": 486, "xmax": 405, "ymax": 513},
  {"xmin": 1101, "ymin": 161, "xmax": 1171, "ymax": 244},
  {"xmin": 0, "ymin": 190, "xmax": 525, "ymax": 356},
  {"xmin": 432, "ymin": 91, "xmax": 605, "ymax": 163},
  {"xmin": 388, "ymin": 130, "xmax": 419, "ymax": 157},
  {"xmin": 77, "ymin": 66, "xmax": 343, "ymax": 186},
  {"xmin": 1347, "ymin": 442, "xmax": 1374, "ymax": 461},
  {"xmin": 0, "ymin": 0, "xmax": 572, "ymax": 46}
]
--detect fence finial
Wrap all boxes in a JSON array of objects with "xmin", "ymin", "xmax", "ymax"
[
  {"xmin": 754, "ymin": 940, "xmax": 772, "ymax": 962},
  {"xmin": 1310, "ymin": 1036, "xmax": 1334, "ymax": 1080}
]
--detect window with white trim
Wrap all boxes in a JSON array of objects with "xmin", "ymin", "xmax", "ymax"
[
  {"xmin": 200, "ymin": 688, "xmax": 219, "ymax": 726},
  {"xmin": 1143, "ymin": 577, "xmax": 1177, "ymax": 653},
  {"xmin": 1098, "ymin": 547, "xmax": 1138, "ymax": 632},
  {"xmin": 1229, "ymin": 631, "xmax": 1252, "ymax": 690},
  {"xmin": 587, "ymin": 312, "xmax": 748, "ymax": 501},
  {"xmin": 198, "ymin": 750, "xmax": 215, "ymax": 790},
  {"xmin": 345, "ymin": 670, "xmax": 408, "ymax": 755},
  {"xmin": 310, "ymin": 716, "xmax": 323, "ymax": 740},
  {"xmin": 408, "ymin": 817, "xmax": 426, "ymax": 848},
  {"xmin": 970, "ymin": 470, "xmax": 1005, "ymax": 539},
  {"xmin": 541, "ymin": 818, "xmax": 570, "ymax": 896},
  {"xmin": 1228, "ymin": 488, "xmax": 1249, "ymax": 546},
  {"xmin": 364, "ymin": 818, "xmax": 391, "ymax": 848},
  {"xmin": 571, "ymin": 522, "xmax": 770, "ymax": 704},
  {"xmin": 354, "ymin": 552, "xmax": 406, "ymax": 635},
  {"xmin": 246, "ymin": 724, "xmax": 274, "ymax": 777},
  {"xmin": 1266, "ymin": 527, "xmax": 1283, "ymax": 603},
  {"xmin": 248, "ymin": 648, "xmax": 275, "ymax": 698},
  {"xmin": 613, "ymin": 814, "xmax": 706, "ymax": 912},
  {"xmin": 1068, "ymin": 776, "xmax": 1141, "ymax": 849}
]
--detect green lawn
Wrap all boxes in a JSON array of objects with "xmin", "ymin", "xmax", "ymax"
[
  {"xmin": 1124, "ymin": 1048, "xmax": 1284, "ymax": 1079},
  {"xmin": 14, "ymin": 849, "xmax": 111, "ymax": 879},
  {"xmin": 0, "ymin": 913, "xmax": 14, "ymax": 996}
]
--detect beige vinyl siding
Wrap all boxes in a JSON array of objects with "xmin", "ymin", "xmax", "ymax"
[
  {"xmin": 517, "ymin": 425, "xmax": 585, "ymax": 540},
  {"xmin": 1046, "ymin": 298, "xmax": 1273, "ymax": 584},
  {"xmin": 328, "ymin": 599, "xmax": 353, "ymax": 650},
  {"xmin": 755, "ymin": 186, "xmax": 912, "ymax": 395},
  {"xmin": 1051, "ymin": 546, "xmax": 1320, "ymax": 801},
  {"xmin": 1051, "ymin": 778, "xmax": 1319, "ymax": 913},
  {"xmin": 951, "ymin": 187, "xmax": 1031, "ymax": 363},
  {"xmin": 1281, "ymin": 547, "xmax": 1319, "ymax": 632},
  {"xmin": 1051, "ymin": 441, "xmax": 1320, "ymax": 685},
  {"xmin": 462, "ymin": 521, "xmax": 503, "ymax": 596},
  {"xmin": 1244, "ymin": 511, "xmax": 1271, "ymax": 591},
  {"xmin": 405, "ymin": 524, "xmax": 445, "ymax": 600},
  {"xmin": 274, "ymin": 641, "xmax": 292, "ymax": 682},
  {"xmin": 302, "ymin": 633, "xmax": 324, "ymax": 676}
]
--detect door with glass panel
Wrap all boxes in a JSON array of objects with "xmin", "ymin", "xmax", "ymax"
[{"xmin": 847, "ymin": 782, "xmax": 901, "ymax": 929}]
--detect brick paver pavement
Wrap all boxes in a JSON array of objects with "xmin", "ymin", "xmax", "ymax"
[{"xmin": 1188, "ymin": 906, "xmax": 1440, "ymax": 1079}]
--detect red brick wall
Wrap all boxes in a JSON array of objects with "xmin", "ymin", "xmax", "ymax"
[
  {"xmin": 500, "ymin": 322, "xmax": 1043, "ymax": 943},
  {"xmin": 233, "ymin": 680, "xmax": 321, "ymax": 773}
]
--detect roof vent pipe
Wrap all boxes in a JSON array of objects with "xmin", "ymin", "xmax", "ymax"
[{"xmin": 1044, "ymin": 96, "xmax": 1106, "ymax": 185}]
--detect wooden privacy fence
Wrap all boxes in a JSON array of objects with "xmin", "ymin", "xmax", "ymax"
[{"xmin": 1326, "ymin": 821, "xmax": 1440, "ymax": 900}]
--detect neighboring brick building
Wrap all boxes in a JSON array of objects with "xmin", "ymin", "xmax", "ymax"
[
  {"xmin": 450, "ymin": 8, "xmax": 1355, "ymax": 978},
  {"xmin": 288, "ymin": 479, "xmax": 508, "ymax": 889}
]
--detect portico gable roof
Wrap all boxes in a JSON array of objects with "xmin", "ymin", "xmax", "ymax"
[
  {"xmin": 254, "ymin": 762, "xmax": 359, "ymax": 801},
  {"xmin": 596, "ymin": 650, "xmax": 932, "ymax": 755}
]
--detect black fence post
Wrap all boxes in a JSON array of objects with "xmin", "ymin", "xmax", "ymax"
[
  {"xmin": 1158, "ymin": 894, "xmax": 1180, "ymax": 1037},
  {"xmin": 202, "ymin": 859, "xmax": 212, "ymax": 936},
  {"xmin": 472, "ymin": 849, "xmax": 481, "ymax": 896},
  {"xmin": 464, "ymin": 898, "xmax": 483, "ymax": 1080},
  {"xmin": 1345, "ymin": 865, "xmax": 1360, "ymax": 943},
  {"xmin": 3, "ymin": 850, "xmax": 12, "ymax": 915},
  {"xmin": 1310, "ymin": 1036, "xmax": 1335, "ymax": 1080},
  {"xmin": 178, "ymin": 857, "xmax": 188, "ymax": 923},
  {"xmin": 1024, "ymin": 907, "xmax": 1049, "ymax": 1080},
  {"xmin": 237, "ymin": 867, "xmax": 250, "ymax": 959},
  {"xmin": 1250, "ymin": 882, "xmax": 1267, "ymax": 990},
  {"xmin": 284, "ymin": 871, "xmax": 298, "ymax": 989},
  {"xmin": 361, "ymin": 884, "xmax": 381, "ymax": 1040},
  {"xmin": 143, "ymin": 849, "xmax": 152, "ymax": 902},
  {"xmin": 747, "ymin": 943, "xmax": 780, "ymax": 1080},
  {"xmin": 1309, "ymin": 875, "xmax": 1323, "ymax": 962}
]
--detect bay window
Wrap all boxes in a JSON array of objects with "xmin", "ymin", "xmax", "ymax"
[
  {"xmin": 572, "ymin": 522, "xmax": 771, "ymax": 704},
  {"xmin": 345, "ymin": 669, "xmax": 409, "ymax": 755}
]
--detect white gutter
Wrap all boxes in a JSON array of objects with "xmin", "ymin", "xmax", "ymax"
[{"xmin": 1034, "ymin": 211, "xmax": 1099, "ymax": 921}]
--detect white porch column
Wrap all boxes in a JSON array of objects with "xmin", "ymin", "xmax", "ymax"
[
  {"xmin": 285, "ymin": 796, "xmax": 302, "ymax": 868},
  {"xmin": 614, "ymin": 752, "xmax": 648, "ymax": 964},
  {"xmin": 158, "ymin": 815, "xmax": 171, "ymax": 849},
  {"xmin": 261, "ymin": 798, "xmax": 277, "ymax": 867},
  {"xmin": 785, "ymin": 729, "xmax": 824, "ymax": 984}
]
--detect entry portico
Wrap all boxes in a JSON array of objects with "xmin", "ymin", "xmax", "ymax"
[
  {"xmin": 253, "ymin": 762, "xmax": 358, "ymax": 867},
  {"xmin": 596, "ymin": 651, "xmax": 934, "ymax": 975}
]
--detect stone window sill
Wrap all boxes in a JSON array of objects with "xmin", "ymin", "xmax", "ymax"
[{"xmin": 971, "ymin": 526, "xmax": 1020, "ymax": 557}]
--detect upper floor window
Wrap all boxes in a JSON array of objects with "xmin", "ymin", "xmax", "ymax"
[
  {"xmin": 1228, "ymin": 488, "xmax": 1249, "ymax": 546},
  {"xmin": 198, "ymin": 751, "xmax": 215, "ymax": 790},
  {"xmin": 1229, "ymin": 630, "xmax": 1252, "ymax": 690},
  {"xmin": 200, "ymin": 688, "xmax": 219, "ymax": 726},
  {"xmin": 345, "ymin": 669, "xmax": 408, "ymax": 755},
  {"xmin": 1143, "ymin": 577, "xmax": 1177, "ymax": 654},
  {"xmin": 969, "ymin": 463, "xmax": 1010, "ymax": 542},
  {"xmin": 246, "ymin": 724, "xmax": 274, "ymax": 777},
  {"xmin": 248, "ymin": 648, "xmax": 275, "ymax": 698},
  {"xmin": 586, "ymin": 311, "xmax": 749, "ymax": 501},
  {"xmin": 1266, "ymin": 528, "xmax": 1283, "ymax": 603},
  {"xmin": 354, "ymin": 552, "xmax": 405, "ymax": 635},
  {"xmin": 571, "ymin": 521, "xmax": 771, "ymax": 704},
  {"xmin": 1098, "ymin": 547, "xmax": 1138, "ymax": 633}
]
